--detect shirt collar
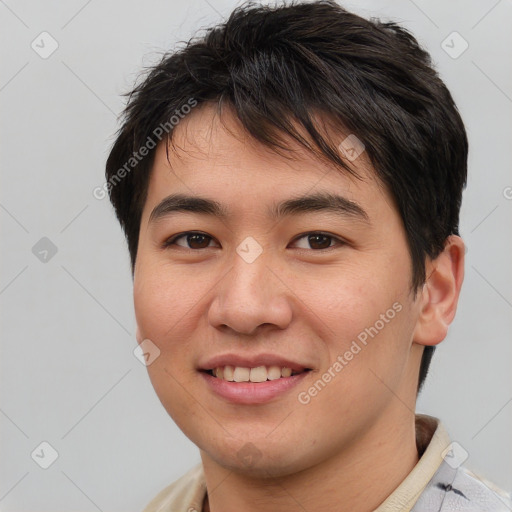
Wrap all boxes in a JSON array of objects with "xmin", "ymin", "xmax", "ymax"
[
  {"xmin": 144, "ymin": 414, "xmax": 449, "ymax": 512},
  {"xmin": 374, "ymin": 414, "xmax": 450, "ymax": 512}
]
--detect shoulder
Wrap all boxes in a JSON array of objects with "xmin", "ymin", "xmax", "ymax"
[
  {"xmin": 412, "ymin": 461, "xmax": 512, "ymax": 511},
  {"xmin": 142, "ymin": 464, "xmax": 206, "ymax": 512}
]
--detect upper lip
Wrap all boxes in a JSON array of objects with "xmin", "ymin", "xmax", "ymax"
[{"xmin": 198, "ymin": 353, "xmax": 311, "ymax": 373}]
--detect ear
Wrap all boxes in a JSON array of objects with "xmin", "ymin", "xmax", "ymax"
[{"xmin": 413, "ymin": 235, "xmax": 465, "ymax": 346}]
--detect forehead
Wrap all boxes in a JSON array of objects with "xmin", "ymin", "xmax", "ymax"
[
  {"xmin": 166, "ymin": 103, "xmax": 368, "ymax": 171},
  {"xmin": 144, "ymin": 102, "xmax": 393, "ymax": 217}
]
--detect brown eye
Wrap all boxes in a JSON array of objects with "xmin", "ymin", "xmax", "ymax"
[
  {"xmin": 291, "ymin": 232, "xmax": 342, "ymax": 250},
  {"xmin": 186, "ymin": 233, "xmax": 211, "ymax": 249},
  {"xmin": 307, "ymin": 234, "xmax": 332, "ymax": 249},
  {"xmin": 164, "ymin": 232, "xmax": 216, "ymax": 249}
]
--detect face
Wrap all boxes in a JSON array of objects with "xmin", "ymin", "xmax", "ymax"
[{"xmin": 133, "ymin": 103, "xmax": 424, "ymax": 476}]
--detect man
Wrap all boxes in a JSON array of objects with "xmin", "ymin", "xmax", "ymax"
[{"xmin": 105, "ymin": 1, "xmax": 511, "ymax": 510}]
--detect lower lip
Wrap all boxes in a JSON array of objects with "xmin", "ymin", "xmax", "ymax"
[{"xmin": 200, "ymin": 371, "xmax": 310, "ymax": 404}]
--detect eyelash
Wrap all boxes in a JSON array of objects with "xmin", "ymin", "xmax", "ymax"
[{"xmin": 161, "ymin": 231, "xmax": 346, "ymax": 251}]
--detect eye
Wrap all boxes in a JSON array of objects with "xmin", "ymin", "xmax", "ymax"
[
  {"xmin": 290, "ymin": 232, "xmax": 344, "ymax": 250},
  {"xmin": 163, "ymin": 231, "xmax": 218, "ymax": 249}
]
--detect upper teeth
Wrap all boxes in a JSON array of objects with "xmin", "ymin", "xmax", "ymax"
[{"xmin": 213, "ymin": 365, "xmax": 295, "ymax": 382}]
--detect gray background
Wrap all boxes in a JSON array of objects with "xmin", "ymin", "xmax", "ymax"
[{"xmin": 0, "ymin": 0, "xmax": 511, "ymax": 510}]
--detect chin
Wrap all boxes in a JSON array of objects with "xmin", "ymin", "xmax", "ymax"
[{"xmin": 202, "ymin": 438, "xmax": 314, "ymax": 479}]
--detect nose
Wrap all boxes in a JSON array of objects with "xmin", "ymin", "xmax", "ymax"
[{"xmin": 207, "ymin": 253, "xmax": 293, "ymax": 336}]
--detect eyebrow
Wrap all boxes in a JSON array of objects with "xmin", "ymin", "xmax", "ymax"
[
  {"xmin": 269, "ymin": 192, "xmax": 369, "ymax": 222},
  {"xmin": 149, "ymin": 194, "xmax": 228, "ymax": 224},
  {"xmin": 148, "ymin": 192, "xmax": 369, "ymax": 225}
]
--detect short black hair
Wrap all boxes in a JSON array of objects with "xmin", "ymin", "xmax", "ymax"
[{"xmin": 105, "ymin": 0, "xmax": 468, "ymax": 392}]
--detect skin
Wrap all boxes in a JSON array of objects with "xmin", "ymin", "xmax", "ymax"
[{"xmin": 133, "ymin": 103, "xmax": 465, "ymax": 512}]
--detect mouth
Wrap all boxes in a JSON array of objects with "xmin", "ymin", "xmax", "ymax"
[
  {"xmin": 202, "ymin": 365, "xmax": 311, "ymax": 382},
  {"xmin": 197, "ymin": 357, "xmax": 313, "ymax": 404}
]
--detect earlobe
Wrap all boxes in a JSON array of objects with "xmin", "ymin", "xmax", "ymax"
[{"xmin": 413, "ymin": 235, "xmax": 465, "ymax": 346}]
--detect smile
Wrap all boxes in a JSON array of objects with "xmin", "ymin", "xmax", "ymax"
[
  {"xmin": 197, "ymin": 354, "xmax": 313, "ymax": 404},
  {"xmin": 207, "ymin": 365, "xmax": 308, "ymax": 382}
]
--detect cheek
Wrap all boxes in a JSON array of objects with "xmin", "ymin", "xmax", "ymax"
[
  {"xmin": 133, "ymin": 270, "xmax": 205, "ymax": 417},
  {"xmin": 134, "ymin": 262, "xmax": 205, "ymax": 344},
  {"xmin": 299, "ymin": 263, "xmax": 401, "ymax": 341},
  {"xmin": 299, "ymin": 264, "xmax": 414, "ymax": 393},
  {"xmin": 133, "ymin": 265, "xmax": 207, "ymax": 432}
]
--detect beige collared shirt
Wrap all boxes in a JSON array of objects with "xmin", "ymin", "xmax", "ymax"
[{"xmin": 142, "ymin": 415, "xmax": 509, "ymax": 512}]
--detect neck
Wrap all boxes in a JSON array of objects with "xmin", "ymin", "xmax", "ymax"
[{"xmin": 200, "ymin": 409, "xmax": 419, "ymax": 512}]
